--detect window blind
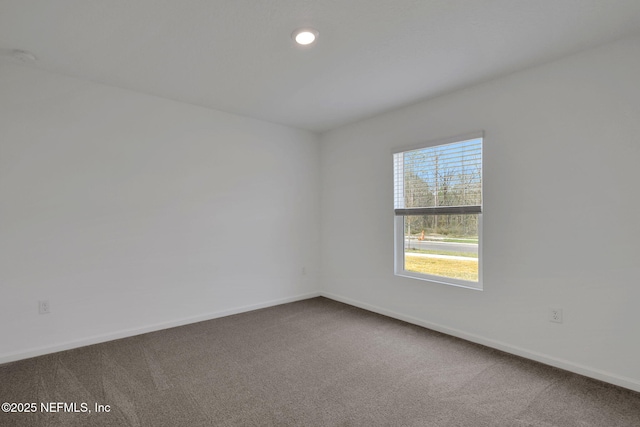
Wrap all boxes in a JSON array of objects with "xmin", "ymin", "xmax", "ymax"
[{"xmin": 393, "ymin": 136, "xmax": 482, "ymax": 216}]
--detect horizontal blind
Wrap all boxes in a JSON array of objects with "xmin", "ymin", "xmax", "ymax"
[{"xmin": 393, "ymin": 137, "xmax": 482, "ymax": 216}]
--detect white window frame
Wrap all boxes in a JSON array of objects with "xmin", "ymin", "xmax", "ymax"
[{"xmin": 393, "ymin": 132, "xmax": 483, "ymax": 291}]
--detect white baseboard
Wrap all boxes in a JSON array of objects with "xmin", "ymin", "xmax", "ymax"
[
  {"xmin": 0, "ymin": 292, "xmax": 321, "ymax": 365},
  {"xmin": 4, "ymin": 290, "xmax": 639, "ymax": 393},
  {"xmin": 320, "ymin": 291, "xmax": 640, "ymax": 393}
]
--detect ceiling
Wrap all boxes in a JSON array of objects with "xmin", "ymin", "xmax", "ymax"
[{"xmin": 1, "ymin": 0, "xmax": 640, "ymax": 133}]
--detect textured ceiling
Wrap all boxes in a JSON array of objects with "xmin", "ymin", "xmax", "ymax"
[{"xmin": 1, "ymin": 0, "xmax": 640, "ymax": 132}]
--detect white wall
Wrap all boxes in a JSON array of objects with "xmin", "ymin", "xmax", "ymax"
[
  {"xmin": 320, "ymin": 35, "xmax": 640, "ymax": 391},
  {"xmin": 0, "ymin": 65, "xmax": 320, "ymax": 361}
]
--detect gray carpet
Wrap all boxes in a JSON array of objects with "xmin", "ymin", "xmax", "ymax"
[{"xmin": 1, "ymin": 297, "xmax": 639, "ymax": 426}]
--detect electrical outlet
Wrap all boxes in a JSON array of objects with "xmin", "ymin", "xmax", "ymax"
[
  {"xmin": 549, "ymin": 308, "xmax": 562, "ymax": 323},
  {"xmin": 39, "ymin": 300, "xmax": 50, "ymax": 314}
]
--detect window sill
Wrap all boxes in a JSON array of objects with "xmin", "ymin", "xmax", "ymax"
[{"xmin": 395, "ymin": 271, "xmax": 483, "ymax": 291}]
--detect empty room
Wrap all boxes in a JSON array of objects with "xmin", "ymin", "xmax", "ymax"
[{"xmin": 1, "ymin": 1, "xmax": 640, "ymax": 426}]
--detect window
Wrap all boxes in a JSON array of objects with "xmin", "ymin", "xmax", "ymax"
[{"xmin": 393, "ymin": 133, "xmax": 483, "ymax": 290}]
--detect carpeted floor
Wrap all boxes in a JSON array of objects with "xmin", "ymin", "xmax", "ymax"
[{"xmin": 1, "ymin": 297, "xmax": 639, "ymax": 426}]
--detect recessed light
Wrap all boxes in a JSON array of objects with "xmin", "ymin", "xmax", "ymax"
[{"xmin": 292, "ymin": 28, "xmax": 318, "ymax": 46}]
